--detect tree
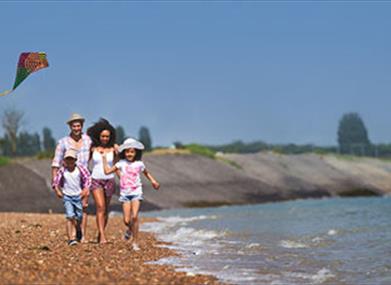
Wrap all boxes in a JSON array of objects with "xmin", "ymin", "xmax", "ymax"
[
  {"xmin": 42, "ymin": 127, "xmax": 56, "ymax": 152},
  {"xmin": 173, "ymin": 141, "xmax": 184, "ymax": 149},
  {"xmin": 337, "ymin": 113, "xmax": 371, "ymax": 155},
  {"xmin": 2, "ymin": 107, "xmax": 24, "ymax": 156},
  {"xmin": 138, "ymin": 126, "xmax": 152, "ymax": 151},
  {"xmin": 17, "ymin": 132, "xmax": 41, "ymax": 156},
  {"xmin": 115, "ymin": 125, "xmax": 126, "ymax": 144}
]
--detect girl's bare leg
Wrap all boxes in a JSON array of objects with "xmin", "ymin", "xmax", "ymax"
[
  {"xmin": 130, "ymin": 199, "xmax": 141, "ymax": 245},
  {"xmin": 92, "ymin": 189, "xmax": 107, "ymax": 243},
  {"xmin": 122, "ymin": 202, "xmax": 132, "ymax": 240}
]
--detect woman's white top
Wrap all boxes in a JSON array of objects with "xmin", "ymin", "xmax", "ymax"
[{"xmin": 91, "ymin": 150, "xmax": 115, "ymax": 180}]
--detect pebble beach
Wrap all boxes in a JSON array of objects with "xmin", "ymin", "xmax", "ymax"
[{"xmin": 0, "ymin": 213, "xmax": 222, "ymax": 284}]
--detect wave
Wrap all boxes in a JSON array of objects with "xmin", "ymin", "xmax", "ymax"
[{"xmin": 280, "ymin": 240, "xmax": 308, "ymax": 249}]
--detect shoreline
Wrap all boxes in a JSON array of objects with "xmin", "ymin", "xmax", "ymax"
[{"xmin": 0, "ymin": 212, "xmax": 223, "ymax": 284}]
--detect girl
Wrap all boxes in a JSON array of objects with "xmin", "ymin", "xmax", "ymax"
[
  {"xmin": 87, "ymin": 118, "xmax": 118, "ymax": 244},
  {"xmin": 102, "ymin": 138, "xmax": 160, "ymax": 250}
]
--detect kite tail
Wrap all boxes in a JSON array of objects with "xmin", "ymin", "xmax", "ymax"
[{"xmin": 0, "ymin": 90, "xmax": 12, "ymax": 97}]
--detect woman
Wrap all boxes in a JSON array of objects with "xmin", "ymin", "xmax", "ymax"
[{"xmin": 87, "ymin": 118, "xmax": 118, "ymax": 244}]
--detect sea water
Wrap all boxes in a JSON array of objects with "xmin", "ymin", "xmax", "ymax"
[{"xmin": 141, "ymin": 196, "xmax": 391, "ymax": 285}]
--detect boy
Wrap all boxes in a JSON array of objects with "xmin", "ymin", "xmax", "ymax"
[{"xmin": 52, "ymin": 149, "xmax": 91, "ymax": 245}]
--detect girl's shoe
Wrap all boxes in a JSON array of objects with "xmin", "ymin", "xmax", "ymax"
[
  {"xmin": 132, "ymin": 243, "xmax": 140, "ymax": 251},
  {"xmin": 68, "ymin": 239, "xmax": 78, "ymax": 246}
]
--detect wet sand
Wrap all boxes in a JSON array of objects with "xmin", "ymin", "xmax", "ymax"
[{"xmin": 0, "ymin": 213, "xmax": 222, "ymax": 284}]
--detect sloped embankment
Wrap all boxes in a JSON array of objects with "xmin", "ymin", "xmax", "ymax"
[
  {"xmin": 222, "ymin": 152, "xmax": 391, "ymax": 197},
  {"xmin": 0, "ymin": 163, "xmax": 63, "ymax": 213},
  {"xmin": 1, "ymin": 152, "xmax": 390, "ymax": 213}
]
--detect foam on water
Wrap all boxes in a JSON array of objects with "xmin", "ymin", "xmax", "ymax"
[
  {"xmin": 328, "ymin": 229, "xmax": 338, "ymax": 235},
  {"xmin": 283, "ymin": 268, "xmax": 335, "ymax": 284},
  {"xmin": 142, "ymin": 197, "xmax": 391, "ymax": 285},
  {"xmin": 280, "ymin": 240, "xmax": 308, "ymax": 248}
]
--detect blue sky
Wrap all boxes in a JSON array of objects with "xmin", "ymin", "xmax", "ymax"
[{"xmin": 0, "ymin": 2, "xmax": 391, "ymax": 146}]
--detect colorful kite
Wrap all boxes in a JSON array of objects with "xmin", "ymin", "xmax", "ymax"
[{"xmin": 0, "ymin": 52, "xmax": 49, "ymax": 97}]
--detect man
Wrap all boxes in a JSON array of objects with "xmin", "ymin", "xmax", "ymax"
[{"xmin": 52, "ymin": 113, "xmax": 92, "ymax": 242}]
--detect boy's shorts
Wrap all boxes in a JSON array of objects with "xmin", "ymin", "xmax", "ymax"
[
  {"xmin": 63, "ymin": 195, "xmax": 83, "ymax": 220},
  {"xmin": 119, "ymin": 194, "xmax": 144, "ymax": 203}
]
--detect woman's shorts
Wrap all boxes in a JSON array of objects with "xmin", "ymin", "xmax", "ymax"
[
  {"xmin": 119, "ymin": 194, "xmax": 144, "ymax": 203},
  {"xmin": 91, "ymin": 178, "xmax": 116, "ymax": 198},
  {"xmin": 63, "ymin": 195, "xmax": 83, "ymax": 221}
]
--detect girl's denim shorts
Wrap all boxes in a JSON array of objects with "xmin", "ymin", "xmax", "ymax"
[{"xmin": 119, "ymin": 194, "xmax": 144, "ymax": 203}]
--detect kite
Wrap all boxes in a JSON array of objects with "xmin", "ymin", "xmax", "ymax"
[{"xmin": 0, "ymin": 52, "xmax": 49, "ymax": 97}]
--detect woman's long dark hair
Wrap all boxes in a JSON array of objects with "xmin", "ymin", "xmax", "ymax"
[{"xmin": 87, "ymin": 118, "xmax": 116, "ymax": 148}]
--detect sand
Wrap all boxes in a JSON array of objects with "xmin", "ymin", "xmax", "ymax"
[{"xmin": 0, "ymin": 213, "xmax": 223, "ymax": 284}]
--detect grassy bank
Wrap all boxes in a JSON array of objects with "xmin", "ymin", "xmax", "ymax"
[{"xmin": 0, "ymin": 156, "xmax": 10, "ymax": 167}]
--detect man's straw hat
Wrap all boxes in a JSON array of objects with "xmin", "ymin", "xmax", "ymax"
[{"xmin": 66, "ymin": 113, "xmax": 85, "ymax": 125}]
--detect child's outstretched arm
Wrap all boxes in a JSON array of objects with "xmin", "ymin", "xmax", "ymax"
[
  {"xmin": 143, "ymin": 169, "xmax": 160, "ymax": 190},
  {"xmin": 101, "ymin": 153, "xmax": 118, "ymax": 175}
]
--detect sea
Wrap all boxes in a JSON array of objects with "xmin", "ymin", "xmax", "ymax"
[{"xmin": 141, "ymin": 196, "xmax": 391, "ymax": 285}]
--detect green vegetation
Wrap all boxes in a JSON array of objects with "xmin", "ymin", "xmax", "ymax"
[
  {"xmin": 207, "ymin": 140, "xmax": 338, "ymax": 156},
  {"xmin": 42, "ymin": 127, "xmax": 56, "ymax": 153},
  {"xmin": 139, "ymin": 126, "xmax": 152, "ymax": 151},
  {"xmin": 338, "ymin": 188, "xmax": 378, "ymax": 197},
  {"xmin": 217, "ymin": 157, "xmax": 242, "ymax": 169},
  {"xmin": 115, "ymin": 125, "xmax": 126, "ymax": 145},
  {"xmin": 208, "ymin": 140, "xmax": 268, "ymax": 153},
  {"xmin": 334, "ymin": 154, "xmax": 357, "ymax": 161},
  {"xmin": 36, "ymin": 151, "xmax": 54, "ymax": 160},
  {"xmin": 0, "ymin": 156, "xmax": 10, "ymax": 167},
  {"xmin": 185, "ymin": 144, "xmax": 216, "ymax": 159},
  {"xmin": 338, "ymin": 113, "xmax": 371, "ymax": 156}
]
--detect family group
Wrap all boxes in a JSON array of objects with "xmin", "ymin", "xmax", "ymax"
[{"xmin": 51, "ymin": 113, "xmax": 160, "ymax": 249}]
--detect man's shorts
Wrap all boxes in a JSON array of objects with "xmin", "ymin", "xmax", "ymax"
[
  {"xmin": 119, "ymin": 194, "xmax": 144, "ymax": 203},
  {"xmin": 63, "ymin": 195, "xmax": 83, "ymax": 220}
]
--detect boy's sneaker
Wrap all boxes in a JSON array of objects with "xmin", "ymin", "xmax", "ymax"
[
  {"xmin": 124, "ymin": 229, "xmax": 132, "ymax": 241},
  {"xmin": 76, "ymin": 225, "xmax": 82, "ymax": 242},
  {"xmin": 68, "ymin": 240, "xmax": 78, "ymax": 246}
]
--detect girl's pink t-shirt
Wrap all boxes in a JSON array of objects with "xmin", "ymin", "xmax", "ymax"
[{"xmin": 115, "ymin": 160, "xmax": 145, "ymax": 196}]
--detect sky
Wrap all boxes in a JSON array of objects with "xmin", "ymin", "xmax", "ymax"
[{"xmin": 0, "ymin": 1, "xmax": 391, "ymax": 147}]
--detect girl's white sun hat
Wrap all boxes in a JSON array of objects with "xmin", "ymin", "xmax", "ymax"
[{"xmin": 119, "ymin": 138, "xmax": 145, "ymax": 152}]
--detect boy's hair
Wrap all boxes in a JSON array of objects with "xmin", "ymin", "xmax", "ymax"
[
  {"xmin": 87, "ymin": 118, "xmax": 116, "ymax": 148},
  {"xmin": 120, "ymin": 148, "xmax": 143, "ymax": 161}
]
